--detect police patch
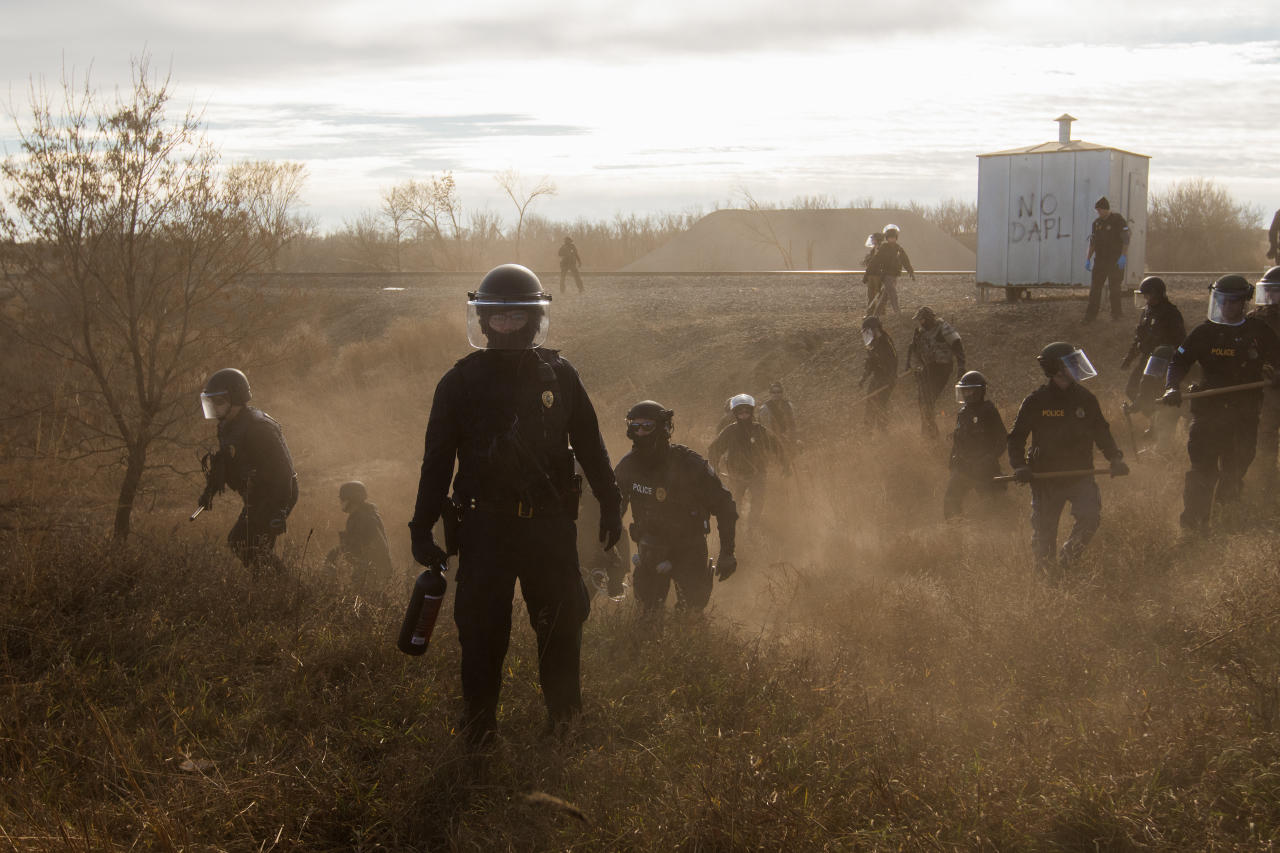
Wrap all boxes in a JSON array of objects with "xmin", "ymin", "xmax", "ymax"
[
  {"xmin": 541, "ymin": 390, "xmax": 555, "ymax": 409},
  {"xmin": 655, "ymin": 487, "xmax": 667, "ymax": 502}
]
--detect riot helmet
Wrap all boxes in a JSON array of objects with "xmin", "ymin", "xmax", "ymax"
[
  {"xmin": 864, "ymin": 232, "xmax": 883, "ymax": 249},
  {"xmin": 883, "ymin": 224, "xmax": 900, "ymax": 238},
  {"xmin": 1143, "ymin": 345, "xmax": 1174, "ymax": 380},
  {"xmin": 1135, "ymin": 276, "xmax": 1166, "ymax": 308},
  {"xmin": 1207, "ymin": 274, "xmax": 1252, "ymax": 325},
  {"xmin": 201, "ymin": 368, "xmax": 251, "ymax": 420},
  {"xmin": 729, "ymin": 393, "xmax": 756, "ymax": 420},
  {"xmin": 1256, "ymin": 267, "xmax": 1280, "ymax": 306},
  {"xmin": 625, "ymin": 400, "xmax": 674, "ymax": 447},
  {"xmin": 954, "ymin": 370, "xmax": 987, "ymax": 405},
  {"xmin": 1037, "ymin": 342, "xmax": 1096, "ymax": 382},
  {"xmin": 913, "ymin": 305, "xmax": 937, "ymax": 328},
  {"xmin": 466, "ymin": 264, "xmax": 552, "ymax": 349},
  {"xmin": 339, "ymin": 480, "xmax": 368, "ymax": 507},
  {"xmin": 769, "ymin": 381, "xmax": 784, "ymax": 397}
]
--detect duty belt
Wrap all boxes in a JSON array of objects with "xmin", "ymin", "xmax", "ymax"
[{"xmin": 456, "ymin": 496, "xmax": 559, "ymax": 519}]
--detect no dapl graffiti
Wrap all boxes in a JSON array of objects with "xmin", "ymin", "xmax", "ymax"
[{"xmin": 1009, "ymin": 193, "xmax": 1071, "ymax": 244}]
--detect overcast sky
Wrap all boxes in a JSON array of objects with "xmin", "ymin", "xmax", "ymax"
[{"xmin": 3, "ymin": 1, "xmax": 1278, "ymax": 229}]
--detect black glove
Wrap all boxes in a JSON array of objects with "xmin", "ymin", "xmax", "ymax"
[
  {"xmin": 1160, "ymin": 388, "xmax": 1182, "ymax": 407},
  {"xmin": 599, "ymin": 505, "xmax": 623, "ymax": 551},
  {"xmin": 715, "ymin": 553, "xmax": 737, "ymax": 581},
  {"xmin": 1013, "ymin": 467, "xmax": 1033, "ymax": 484},
  {"xmin": 409, "ymin": 523, "xmax": 447, "ymax": 567},
  {"xmin": 198, "ymin": 489, "xmax": 214, "ymax": 511},
  {"xmin": 1110, "ymin": 458, "xmax": 1130, "ymax": 477}
]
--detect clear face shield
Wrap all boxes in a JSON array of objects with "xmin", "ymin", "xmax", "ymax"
[
  {"xmin": 1256, "ymin": 284, "xmax": 1280, "ymax": 307},
  {"xmin": 1143, "ymin": 353, "xmax": 1169, "ymax": 379},
  {"xmin": 954, "ymin": 384, "xmax": 984, "ymax": 405},
  {"xmin": 1059, "ymin": 348, "xmax": 1098, "ymax": 382},
  {"xmin": 1207, "ymin": 290, "xmax": 1249, "ymax": 325},
  {"xmin": 200, "ymin": 391, "xmax": 230, "ymax": 420},
  {"xmin": 1134, "ymin": 289, "xmax": 1151, "ymax": 309},
  {"xmin": 861, "ymin": 328, "xmax": 876, "ymax": 347},
  {"xmin": 466, "ymin": 299, "xmax": 551, "ymax": 349}
]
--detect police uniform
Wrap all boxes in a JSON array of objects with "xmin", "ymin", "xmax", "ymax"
[
  {"xmin": 943, "ymin": 399, "xmax": 1008, "ymax": 519},
  {"xmin": 1124, "ymin": 298, "xmax": 1186, "ymax": 411},
  {"xmin": 708, "ymin": 420, "xmax": 783, "ymax": 529},
  {"xmin": 876, "ymin": 241, "xmax": 914, "ymax": 316},
  {"xmin": 1247, "ymin": 304, "xmax": 1280, "ymax": 493},
  {"xmin": 558, "ymin": 239, "xmax": 583, "ymax": 293},
  {"xmin": 860, "ymin": 333, "xmax": 898, "ymax": 433},
  {"xmin": 1086, "ymin": 211, "xmax": 1129, "ymax": 321},
  {"xmin": 1007, "ymin": 383, "xmax": 1122, "ymax": 565},
  {"xmin": 758, "ymin": 397, "xmax": 797, "ymax": 446},
  {"xmin": 614, "ymin": 444, "xmax": 737, "ymax": 612},
  {"xmin": 907, "ymin": 320, "xmax": 965, "ymax": 437},
  {"xmin": 216, "ymin": 406, "xmax": 298, "ymax": 571},
  {"xmin": 338, "ymin": 500, "xmax": 394, "ymax": 589},
  {"xmin": 1167, "ymin": 317, "xmax": 1280, "ymax": 528},
  {"xmin": 410, "ymin": 346, "xmax": 620, "ymax": 736}
]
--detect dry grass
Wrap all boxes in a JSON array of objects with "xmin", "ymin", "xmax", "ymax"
[{"xmin": 4, "ymin": 272, "xmax": 1280, "ymax": 849}]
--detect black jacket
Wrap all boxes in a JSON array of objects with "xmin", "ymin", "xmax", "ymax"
[
  {"xmin": 708, "ymin": 421, "xmax": 784, "ymax": 481},
  {"xmin": 951, "ymin": 400, "xmax": 1007, "ymax": 476},
  {"xmin": 615, "ymin": 442, "xmax": 736, "ymax": 551},
  {"xmin": 1167, "ymin": 318, "xmax": 1280, "ymax": 414},
  {"xmin": 341, "ymin": 501, "xmax": 393, "ymax": 575},
  {"xmin": 410, "ymin": 348, "xmax": 620, "ymax": 530},
  {"xmin": 1008, "ymin": 382, "xmax": 1122, "ymax": 473},
  {"xmin": 861, "ymin": 335, "xmax": 898, "ymax": 389},
  {"xmin": 1090, "ymin": 212, "xmax": 1130, "ymax": 263},
  {"xmin": 1128, "ymin": 299, "xmax": 1186, "ymax": 357},
  {"xmin": 217, "ymin": 407, "xmax": 297, "ymax": 521},
  {"xmin": 874, "ymin": 242, "xmax": 914, "ymax": 277}
]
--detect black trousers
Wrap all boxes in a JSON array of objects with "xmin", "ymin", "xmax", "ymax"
[
  {"xmin": 942, "ymin": 463, "xmax": 1003, "ymax": 519},
  {"xmin": 453, "ymin": 511, "xmax": 589, "ymax": 735},
  {"xmin": 228, "ymin": 508, "xmax": 284, "ymax": 574},
  {"xmin": 1085, "ymin": 260, "xmax": 1123, "ymax": 320},
  {"xmin": 915, "ymin": 363, "xmax": 952, "ymax": 437},
  {"xmin": 632, "ymin": 536, "xmax": 712, "ymax": 612},
  {"xmin": 1029, "ymin": 476, "xmax": 1101, "ymax": 566},
  {"xmin": 560, "ymin": 264, "xmax": 583, "ymax": 293},
  {"xmin": 1181, "ymin": 407, "xmax": 1260, "ymax": 529}
]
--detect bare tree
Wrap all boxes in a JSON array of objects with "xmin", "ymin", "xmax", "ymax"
[
  {"xmin": 378, "ymin": 183, "xmax": 413, "ymax": 271},
  {"xmin": 1148, "ymin": 178, "xmax": 1263, "ymax": 270},
  {"xmin": 0, "ymin": 58, "xmax": 307, "ymax": 539},
  {"xmin": 400, "ymin": 172, "xmax": 467, "ymax": 270},
  {"xmin": 495, "ymin": 168, "xmax": 557, "ymax": 262},
  {"xmin": 735, "ymin": 186, "xmax": 794, "ymax": 269}
]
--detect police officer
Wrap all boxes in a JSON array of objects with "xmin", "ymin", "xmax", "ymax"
[
  {"xmin": 614, "ymin": 401, "xmax": 738, "ymax": 613},
  {"xmin": 1008, "ymin": 343, "xmax": 1128, "ymax": 571},
  {"xmin": 906, "ymin": 306, "xmax": 966, "ymax": 437},
  {"xmin": 859, "ymin": 316, "xmax": 897, "ymax": 433},
  {"xmin": 1121, "ymin": 276, "xmax": 1186, "ymax": 442},
  {"xmin": 708, "ymin": 394, "xmax": 786, "ymax": 531},
  {"xmin": 326, "ymin": 481, "xmax": 394, "ymax": 591},
  {"xmin": 1084, "ymin": 196, "xmax": 1130, "ymax": 322},
  {"xmin": 408, "ymin": 264, "xmax": 622, "ymax": 744},
  {"xmin": 198, "ymin": 368, "xmax": 298, "ymax": 573},
  {"xmin": 1160, "ymin": 274, "xmax": 1280, "ymax": 532},
  {"xmin": 757, "ymin": 381, "xmax": 799, "ymax": 451},
  {"xmin": 943, "ymin": 371, "xmax": 1008, "ymax": 519},
  {"xmin": 558, "ymin": 236, "xmax": 583, "ymax": 294},
  {"xmin": 1249, "ymin": 267, "xmax": 1280, "ymax": 495}
]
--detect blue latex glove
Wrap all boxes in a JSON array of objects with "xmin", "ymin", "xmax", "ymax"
[
  {"xmin": 1085, "ymin": 258, "xmax": 1093, "ymax": 272},
  {"xmin": 1117, "ymin": 254, "xmax": 1127, "ymax": 270}
]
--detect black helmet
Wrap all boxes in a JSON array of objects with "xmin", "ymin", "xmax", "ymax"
[
  {"xmin": 1257, "ymin": 266, "xmax": 1280, "ymax": 307},
  {"xmin": 1143, "ymin": 345, "xmax": 1174, "ymax": 379},
  {"xmin": 913, "ymin": 305, "xmax": 937, "ymax": 325},
  {"xmin": 769, "ymin": 381, "xmax": 784, "ymax": 396},
  {"xmin": 201, "ymin": 368, "xmax": 250, "ymax": 419},
  {"xmin": 1037, "ymin": 342, "xmax": 1097, "ymax": 381},
  {"xmin": 1095, "ymin": 196, "xmax": 1110, "ymax": 210},
  {"xmin": 625, "ymin": 400, "xmax": 674, "ymax": 443},
  {"xmin": 954, "ymin": 370, "xmax": 987, "ymax": 405},
  {"xmin": 466, "ymin": 264, "xmax": 552, "ymax": 349},
  {"xmin": 1138, "ymin": 276, "xmax": 1166, "ymax": 298},
  {"xmin": 338, "ymin": 481, "xmax": 368, "ymax": 504},
  {"xmin": 1208, "ymin": 274, "xmax": 1253, "ymax": 324},
  {"xmin": 861, "ymin": 315, "xmax": 881, "ymax": 331}
]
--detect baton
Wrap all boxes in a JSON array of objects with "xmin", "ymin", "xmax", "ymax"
[
  {"xmin": 993, "ymin": 468, "xmax": 1112, "ymax": 483},
  {"xmin": 1181, "ymin": 381, "xmax": 1268, "ymax": 400}
]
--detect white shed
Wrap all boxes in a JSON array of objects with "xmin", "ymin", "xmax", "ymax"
[{"xmin": 976, "ymin": 115, "xmax": 1149, "ymax": 300}]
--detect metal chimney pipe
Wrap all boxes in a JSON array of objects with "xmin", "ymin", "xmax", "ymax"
[{"xmin": 1056, "ymin": 113, "xmax": 1076, "ymax": 145}]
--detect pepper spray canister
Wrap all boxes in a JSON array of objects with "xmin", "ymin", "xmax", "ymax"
[{"xmin": 397, "ymin": 565, "xmax": 447, "ymax": 656}]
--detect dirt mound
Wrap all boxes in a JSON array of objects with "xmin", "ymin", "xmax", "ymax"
[{"xmin": 621, "ymin": 208, "xmax": 976, "ymax": 272}]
